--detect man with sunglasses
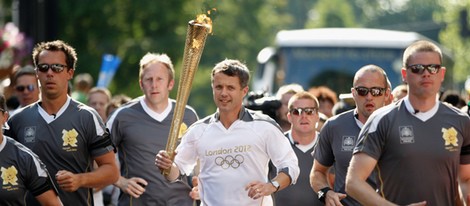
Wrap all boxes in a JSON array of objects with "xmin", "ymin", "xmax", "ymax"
[
  {"xmin": 5, "ymin": 40, "xmax": 119, "ymax": 205},
  {"xmin": 11, "ymin": 65, "xmax": 40, "ymax": 111},
  {"xmin": 311, "ymin": 64, "xmax": 390, "ymax": 206},
  {"xmin": 346, "ymin": 40, "xmax": 470, "ymax": 205},
  {"xmin": 272, "ymin": 91, "xmax": 323, "ymax": 205}
]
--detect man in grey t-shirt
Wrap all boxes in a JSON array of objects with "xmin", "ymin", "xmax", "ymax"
[
  {"xmin": 108, "ymin": 53, "xmax": 198, "ymax": 206},
  {"xmin": 346, "ymin": 40, "xmax": 470, "ymax": 205},
  {"xmin": 311, "ymin": 64, "xmax": 390, "ymax": 205}
]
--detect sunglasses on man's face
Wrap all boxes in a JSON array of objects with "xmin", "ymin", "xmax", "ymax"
[
  {"xmin": 15, "ymin": 84, "xmax": 35, "ymax": 92},
  {"xmin": 36, "ymin": 63, "xmax": 68, "ymax": 73},
  {"xmin": 406, "ymin": 64, "xmax": 441, "ymax": 74},
  {"xmin": 354, "ymin": 86, "xmax": 386, "ymax": 97},
  {"xmin": 289, "ymin": 107, "xmax": 318, "ymax": 116}
]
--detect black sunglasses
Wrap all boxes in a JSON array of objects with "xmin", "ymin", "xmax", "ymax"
[
  {"xmin": 36, "ymin": 63, "xmax": 68, "ymax": 73},
  {"xmin": 15, "ymin": 84, "xmax": 35, "ymax": 92},
  {"xmin": 406, "ymin": 64, "xmax": 441, "ymax": 74},
  {"xmin": 354, "ymin": 86, "xmax": 386, "ymax": 97},
  {"xmin": 289, "ymin": 107, "xmax": 318, "ymax": 116}
]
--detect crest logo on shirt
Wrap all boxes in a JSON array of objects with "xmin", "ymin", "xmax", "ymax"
[
  {"xmin": 62, "ymin": 128, "xmax": 78, "ymax": 148},
  {"xmin": 178, "ymin": 123, "xmax": 188, "ymax": 139},
  {"xmin": 399, "ymin": 126, "xmax": 415, "ymax": 144},
  {"xmin": 442, "ymin": 127, "xmax": 459, "ymax": 152},
  {"xmin": 24, "ymin": 126, "xmax": 36, "ymax": 143},
  {"xmin": 1, "ymin": 166, "xmax": 18, "ymax": 186},
  {"xmin": 341, "ymin": 136, "xmax": 355, "ymax": 151}
]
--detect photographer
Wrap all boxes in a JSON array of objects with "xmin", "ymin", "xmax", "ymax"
[{"xmin": 245, "ymin": 84, "xmax": 304, "ymax": 132}]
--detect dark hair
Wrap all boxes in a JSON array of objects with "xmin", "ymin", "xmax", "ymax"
[
  {"xmin": 13, "ymin": 65, "xmax": 36, "ymax": 85},
  {"xmin": 32, "ymin": 40, "xmax": 78, "ymax": 70},
  {"xmin": 308, "ymin": 86, "xmax": 338, "ymax": 106},
  {"xmin": 0, "ymin": 94, "xmax": 7, "ymax": 112},
  {"xmin": 440, "ymin": 90, "xmax": 466, "ymax": 108},
  {"xmin": 211, "ymin": 59, "xmax": 250, "ymax": 88}
]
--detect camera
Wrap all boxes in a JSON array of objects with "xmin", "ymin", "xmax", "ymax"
[{"xmin": 244, "ymin": 91, "xmax": 281, "ymax": 120}]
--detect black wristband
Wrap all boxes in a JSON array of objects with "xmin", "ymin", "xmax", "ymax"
[{"xmin": 317, "ymin": 187, "xmax": 332, "ymax": 203}]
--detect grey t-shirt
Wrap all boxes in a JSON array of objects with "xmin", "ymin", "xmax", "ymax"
[
  {"xmin": 274, "ymin": 133, "xmax": 322, "ymax": 206},
  {"xmin": 354, "ymin": 100, "xmax": 470, "ymax": 205},
  {"xmin": 314, "ymin": 109, "xmax": 375, "ymax": 205},
  {"xmin": 107, "ymin": 98, "xmax": 198, "ymax": 206},
  {"xmin": 0, "ymin": 136, "xmax": 57, "ymax": 206},
  {"xmin": 6, "ymin": 99, "xmax": 113, "ymax": 206}
]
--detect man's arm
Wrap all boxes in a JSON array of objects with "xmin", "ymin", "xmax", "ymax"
[
  {"xmin": 345, "ymin": 153, "xmax": 394, "ymax": 206},
  {"xmin": 55, "ymin": 151, "xmax": 119, "ymax": 192},
  {"xmin": 155, "ymin": 150, "xmax": 181, "ymax": 181},
  {"xmin": 114, "ymin": 176, "xmax": 147, "ymax": 198},
  {"xmin": 36, "ymin": 190, "xmax": 63, "ymax": 206},
  {"xmin": 460, "ymin": 164, "xmax": 470, "ymax": 206},
  {"xmin": 310, "ymin": 159, "xmax": 346, "ymax": 205},
  {"xmin": 245, "ymin": 171, "xmax": 291, "ymax": 200}
]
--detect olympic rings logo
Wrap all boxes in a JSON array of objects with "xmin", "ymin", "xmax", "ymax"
[{"xmin": 215, "ymin": 154, "xmax": 245, "ymax": 169}]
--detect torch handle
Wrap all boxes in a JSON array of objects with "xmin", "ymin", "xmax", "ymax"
[{"xmin": 161, "ymin": 21, "xmax": 210, "ymax": 176}]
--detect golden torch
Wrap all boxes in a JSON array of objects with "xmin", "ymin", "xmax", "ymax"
[{"xmin": 162, "ymin": 15, "xmax": 212, "ymax": 175}]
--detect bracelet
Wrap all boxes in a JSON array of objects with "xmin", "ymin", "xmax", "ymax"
[{"xmin": 317, "ymin": 187, "xmax": 332, "ymax": 203}]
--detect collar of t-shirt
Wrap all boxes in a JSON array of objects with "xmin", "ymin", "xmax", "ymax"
[
  {"xmin": 403, "ymin": 96, "xmax": 439, "ymax": 122},
  {"xmin": 38, "ymin": 96, "xmax": 71, "ymax": 124},
  {"xmin": 139, "ymin": 97, "xmax": 172, "ymax": 122},
  {"xmin": 353, "ymin": 109, "xmax": 364, "ymax": 129},
  {"xmin": 0, "ymin": 136, "xmax": 6, "ymax": 152},
  {"xmin": 287, "ymin": 131, "xmax": 316, "ymax": 153}
]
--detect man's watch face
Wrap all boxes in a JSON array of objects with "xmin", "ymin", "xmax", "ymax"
[{"xmin": 271, "ymin": 180, "xmax": 280, "ymax": 189}]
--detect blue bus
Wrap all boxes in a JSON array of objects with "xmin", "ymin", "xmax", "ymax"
[{"xmin": 254, "ymin": 28, "xmax": 454, "ymax": 95}]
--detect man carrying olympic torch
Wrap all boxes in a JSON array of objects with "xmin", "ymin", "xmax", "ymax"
[{"xmin": 156, "ymin": 59, "xmax": 300, "ymax": 206}]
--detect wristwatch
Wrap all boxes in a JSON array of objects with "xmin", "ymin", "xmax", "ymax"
[
  {"xmin": 317, "ymin": 187, "xmax": 332, "ymax": 203},
  {"xmin": 270, "ymin": 180, "xmax": 280, "ymax": 192}
]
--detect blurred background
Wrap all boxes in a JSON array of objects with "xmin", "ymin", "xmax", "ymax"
[{"xmin": 0, "ymin": 0, "xmax": 469, "ymax": 117}]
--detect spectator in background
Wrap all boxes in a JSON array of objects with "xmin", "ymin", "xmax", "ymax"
[
  {"xmin": 391, "ymin": 84, "xmax": 408, "ymax": 102},
  {"xmin": 440, "ymin": 89, "xmax": 466, "ymax": 109},
  {"xmin": 273, "ymin": 91, "xmax": 322, "ymax": 205},
  {"xmin": 106, "ymin": 94, "xmax": 132, "ymax": 118},
  {"xmin": 11, "ymin": 65, "xmax": 40, "ymax": 113},
  {"xmin": 86, "ymin": 87, "xmax": 112, "ymax": 206},
  {"xmin": 332, "ymin": 100, "xmax": 355, "ymax": 117},
  {"xmin": 72, "ymin": 73, "xmax": 93, "ymax": 103},
  {"xmin": 275, "ymin": 83, "xmax": 304, "ymax": 132},
  {"xmin": 308, "ymin": 86, "xmax": 338, "ymax": 118},
  {"xmin": 316, "ymin": 112, "xmax": 328, "ymax": 132},
  {"xmin": 311, "ymin": 65, "xmax": 390, "ymax": 205},
  {"xmin": 87, "ymin": 87, "xmax": 112, "ymax": 122}
]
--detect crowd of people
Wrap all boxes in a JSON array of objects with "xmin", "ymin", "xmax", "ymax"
[{"xmin": 0, "ymin": 39, "xmax": 469, "ymax": 206}]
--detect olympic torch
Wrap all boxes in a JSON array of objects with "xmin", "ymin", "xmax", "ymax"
[{"xmin": 161, "ymin": 15, "xmax": 212, "ymax": 175}]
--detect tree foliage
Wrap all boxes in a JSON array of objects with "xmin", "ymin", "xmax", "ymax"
[
  {"xmin": 437, "ymin": 0, "xmax": 470, "ymax": 84},
  {"xmin": 2, "ymin": 0, "xmax": 470, "ymax": 116}
]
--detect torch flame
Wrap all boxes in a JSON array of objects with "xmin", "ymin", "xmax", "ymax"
[{"xmin": 195, "ymin": 8, "xmax": 215, "ymax": 33}]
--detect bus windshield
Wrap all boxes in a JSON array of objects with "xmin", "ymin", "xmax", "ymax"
[{"xmin": 254, "ymin": 28, "xmax": 454, "ymax": 95}]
